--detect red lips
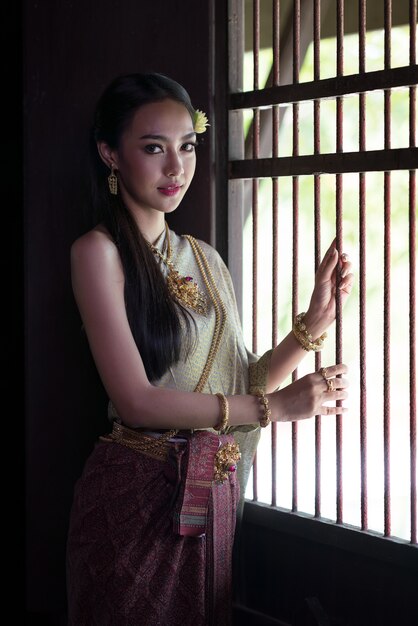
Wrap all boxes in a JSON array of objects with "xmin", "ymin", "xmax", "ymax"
[{"xmin": 158, "ymin": 185, "xmax": 182, "ymax": 196}]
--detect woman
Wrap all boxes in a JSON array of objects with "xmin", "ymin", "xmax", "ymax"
[{"xmin": 66, "ymin": 72, "xmax": 353, "ymax": 625}]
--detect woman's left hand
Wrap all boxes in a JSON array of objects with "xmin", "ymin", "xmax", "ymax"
[{"xmin": 303, "ymin": 239, "xmax": 354, "ymax": 339}]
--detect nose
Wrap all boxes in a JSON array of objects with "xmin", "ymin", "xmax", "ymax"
[{"xmin": 164, "ymin": 150, "xmax": 184, "ymax": 178}]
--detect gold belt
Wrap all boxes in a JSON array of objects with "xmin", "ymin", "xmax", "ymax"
[
  {"xmin": 99, "ymin": 422, "xmax": 180, "ymax": 460},
  {"xmin": 100, "ymin": 422, "xmax": 241, "ymax": 485}
]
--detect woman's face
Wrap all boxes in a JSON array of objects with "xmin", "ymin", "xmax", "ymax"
[{"xmin": 109, "ymin": 99, "xmax": 197, "ymax": 217}]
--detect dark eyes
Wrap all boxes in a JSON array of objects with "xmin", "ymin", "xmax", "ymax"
[
  {"xmin": 182, "ymin": 142, "xmax": 198, "ymax": 152},
  {"xmin": 144, "ymin": 144, "xmax": 163, "ymax": 154},
  {"xmin": 144, "ymin": 142, "xmax": 197, "ymax": 154}
]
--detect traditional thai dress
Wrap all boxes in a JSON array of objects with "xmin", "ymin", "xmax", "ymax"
[{"xmin": 66, "ymin": 228, "xmax": 272, "ymax": 626}]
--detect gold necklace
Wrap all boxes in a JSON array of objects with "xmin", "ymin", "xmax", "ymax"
[
  {"xmin": 185, "ymin": 235, "xmax": 227, "ymax": 393},
  {"xmin": 148, "ymin": 223, "xmax": 207, "ymax": 315},
  {"xmin": 152, "ymin": 235, "xmax": 227, "ymax": 442}
]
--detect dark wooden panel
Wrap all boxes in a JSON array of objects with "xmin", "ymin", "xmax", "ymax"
[
  {"xmin": 240, "ymin": 503, "xmax": 418, "ymax": 626},
  {"xmin": 24, "ymin": 0, "xmax": 213, "ymax": 613},
  {"xmin": 229, "ymin": 66, "xmax": 418, "ymax": 109},
  {"xmin": 229, "ymin": 148, "xmax": 418, "ymax": 179}
]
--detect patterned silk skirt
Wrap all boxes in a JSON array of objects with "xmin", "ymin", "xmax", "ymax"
[{"xmin": 66, "ymin": 431, "xmax": 239, "ymax": 626}]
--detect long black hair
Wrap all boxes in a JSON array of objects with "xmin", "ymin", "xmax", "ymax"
[{"xmin": 90, "ymin": 72, "xmax": 196, "ymax": 381}]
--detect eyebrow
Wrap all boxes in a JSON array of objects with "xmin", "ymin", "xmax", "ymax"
[{"xmin": 139, "ymin": 131, "xmax": 196, "ymax": 141}]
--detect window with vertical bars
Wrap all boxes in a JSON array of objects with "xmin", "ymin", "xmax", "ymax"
[{"xmin": 227, "ymin": 0, "xmax": 417, "ymax": 543}]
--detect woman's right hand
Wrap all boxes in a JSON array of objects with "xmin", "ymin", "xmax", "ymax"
[{"xmin": 269, "ymin": 364, "xmax": 349, "ymax": 422}]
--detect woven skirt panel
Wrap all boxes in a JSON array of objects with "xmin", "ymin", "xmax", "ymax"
[{"xmin": 66, "ymin": 439, "xmax": 238, "ymax": 626}]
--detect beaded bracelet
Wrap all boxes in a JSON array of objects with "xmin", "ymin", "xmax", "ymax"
[
  {"xmin": 255, "ymin": 390, "xmax": 272, "ymax": 428},
  {"xmin": 292, "ymin": 312, "xmax": 327, "ymax": 352},
  {"xmin": 214, "ymin": 392, "xmax": 229, "ymax": 433}
]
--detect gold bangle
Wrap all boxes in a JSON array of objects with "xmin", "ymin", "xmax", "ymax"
[
  {"xmin": 255, "ymin": 390, "xmax": 272, "ymax": 428},
  {"xmin": 214, "ymin": 392, "xmax": 229, "ymax": 433},
  {"xmin": 292, "ymin": 312, "xmax": 327, "ymax": 352}
]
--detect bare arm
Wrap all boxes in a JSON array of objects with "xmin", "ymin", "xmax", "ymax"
[
  {"xmin": 266, "ymin": 241, "xmax": 354, "ymax": 393},
  {"xmin": 71, "ymin": 230, "xmax": 349, "ymax": 429},
  {"xmin": 71, "ymin": 230, "xmax": 263, "ymax": 429}
]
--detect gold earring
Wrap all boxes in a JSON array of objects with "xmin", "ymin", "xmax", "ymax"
[{"xmin": 108, "ymin": 165, "xmax": 118, "ymax": 195}]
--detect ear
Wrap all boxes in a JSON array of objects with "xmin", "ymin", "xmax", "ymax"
[{"xmin": 97, "ymin": 141, "xmax": 117, "ymax": 169}]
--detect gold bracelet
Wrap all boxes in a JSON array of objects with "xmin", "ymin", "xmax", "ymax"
[
  {"xmin": 255, "ymin": 390, "xmax": 272, "ymax": 428},
  {"xmin": 214, "ymin": 392, "xmax": 229, "ymax": 433},
  {"xmin": 292, "ymin": 312, "xmax": 327, "ymax": 352}
]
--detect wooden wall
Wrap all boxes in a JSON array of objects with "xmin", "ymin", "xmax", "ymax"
[
  {"xmin": 238, "ymin": 503, "xmax": 418, "ymax": 626},
  {"xmin": 24, "ymin": 0, "xmax": 214, "ymax": 615}
]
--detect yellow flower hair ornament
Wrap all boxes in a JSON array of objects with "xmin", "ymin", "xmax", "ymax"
[{"xmin": 193, "ymin": 109, "xmax": 210, "ymax": 134}]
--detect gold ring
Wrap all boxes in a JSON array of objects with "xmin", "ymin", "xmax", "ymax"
[
  {"xmin": 319, "ymin": 367, "xmax": 328, "ymax": 380},
  {"xmin": 326, "ymin": 378, "xmax": 335, "ymax": 392}
]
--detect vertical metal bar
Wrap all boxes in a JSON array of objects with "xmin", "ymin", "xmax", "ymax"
[
  {"xmin": 271, "ymin": 177, "xmax": 278, "ymax": 508},
  {"xmin": 292, "ymin": 0, "xmax": 300, "ymax": 513},
  {"xmin": 409, "ymin": 169, "xmax": 417, "ymax": 545},
  {"xmin": 383, "ymin": 0, "xmax": 392, "ymax": 538},
  {"xmin": 335, "ymin": 0, "xmax": 344, "ymax": 525},
  {"xmin": 293, "ymin": 0, "xmax": 300, "ymax": 84},
  {"xmin": 358, "ymin": 0, "xmax": 368, "ymax": 532},
  {"xmin": 291, "ymin": 178, "xmax": 299, "ymax": 513},
  {"xmin": 384, "ymin": 0, "xmax": 392, "ymax": 71},
  {"xmin": 383, "ymin": 180, "xmax": 391, "ymax": 537},
  {"xmin": 252, "ymin": 0, "xmax": 260, "ymax": 356},
  {"xmin": 271, "ymin": 0, "xmax": 281, "ymax": 508},
  {"xmin": 252, "ymin": 0, "xmax": 260, "ymax": 501},
  {"xmin": 409, "ymin": 166, "xmax": 417, "ymax": 545},
  {"xmin": 313, "ymin": 0, "xmax": 322, "ymax": 519},
  {"xmin": 253, "ymin": 0, "xmax": 260, "ymax": 92},
  {"xmin": 272, "ymin": 0, "xmax": 280, "ymax": 151},
  {"xmin": 252, "ymin": 183, "xmax": 259, "ymax": 356},
  {"xmin": 410, "ymin": 0, "xmax": 417, "ymax": 67},
  {"xmin": 227, "ymin": 0, "xmax": 245, "ymax": 318},
  {"xmin": 409, "ymin": 0, "xmax": 417, "ymax": 545}
]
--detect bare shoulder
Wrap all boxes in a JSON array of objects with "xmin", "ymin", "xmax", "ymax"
[
  {"xmin": 70, "ymin": 226, "xmax": 123, "ymax": 284},
  {"xmin": 71, "ymin": 226, "xmax": 118, "ymax": 264}
]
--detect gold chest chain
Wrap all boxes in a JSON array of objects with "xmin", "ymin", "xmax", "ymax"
[
  {"xmin": 145, "ymin": 226, "xmax": 228, "ymax": 443},
  {"xmin": 148, "ymin": 222, "xmax": 208, "ymax": 315}
]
